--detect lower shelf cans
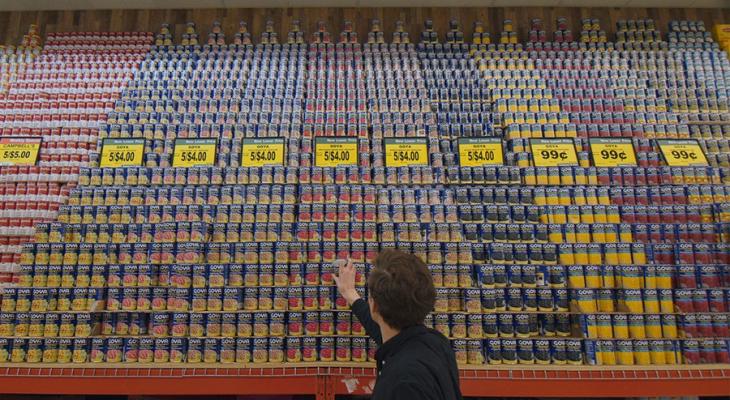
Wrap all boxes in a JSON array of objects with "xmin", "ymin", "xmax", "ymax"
[{"xmin": 2, "ymin": 336, "xmax": 728, "ymax": 365}]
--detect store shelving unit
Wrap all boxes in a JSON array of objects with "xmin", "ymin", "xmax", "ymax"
[
  {"xmin": 0, "ymin": 364, "xmax": 728, "ymax": 399},
  {"xmin": 2, "ymin": 17, "xmax": 730, "ymax": 400}
]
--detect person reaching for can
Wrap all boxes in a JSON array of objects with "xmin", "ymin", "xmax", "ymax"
[{"xmin": 334, "ymin": 249, "xmax": 462, "ymax": 400}]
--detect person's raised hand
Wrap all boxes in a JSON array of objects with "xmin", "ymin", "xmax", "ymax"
[{"xmin": 333, "ymin": 259, "xmax": 360, "ymax": 306}]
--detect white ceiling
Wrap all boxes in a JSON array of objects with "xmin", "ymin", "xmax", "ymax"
[{"xmin": 0, "ymin": 0, "xmax": 727, "ymax": 10}]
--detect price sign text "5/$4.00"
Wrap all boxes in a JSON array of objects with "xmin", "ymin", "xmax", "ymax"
[
  {"xmin": 314, "ymin": 137, "xmax": 359, "ymax": 167},
  {"xmin": 384, "ymin": 137, "xmax": 429, "ymax": 167},
  {"xmin": 457, "ymin": 137, "xmax": 504, "ymax": 167},
  {"xmin": 99, "ymin": 138, "xmax": 146, "ymax": 168},
  {"xmin": 241, "ymin": 138, "xmax": 285, "ymax": 167},
  {"xmin": 172, "ymin": 138, "xmax": 217, "ymax": 167}
]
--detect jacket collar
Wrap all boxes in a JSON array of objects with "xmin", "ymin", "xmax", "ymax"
[{"xmin": 375, "ymin": 324, "xmax": 428, "ymax": 363}]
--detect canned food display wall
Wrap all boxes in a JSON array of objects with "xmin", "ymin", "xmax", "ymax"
[{"xmin": 0, "ymin": 19, "xmax": 729, "ymax": 367}]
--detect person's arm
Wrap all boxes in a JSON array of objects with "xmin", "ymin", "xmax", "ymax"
[
  {"xmin": 333, "ymin": 259, "xmax": 383, "ymax": 345},
  {"xmin": 350, "ymin": 297, "xmax": 382, "ymax": 345}
]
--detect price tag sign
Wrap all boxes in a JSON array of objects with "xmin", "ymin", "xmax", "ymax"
[
  {"xmin": 172, "ymin": 138, "xmax": 217, "ymax": 167},
  {"xmin": 457, "ymin": 137, "xmax": 504, "ymax": 167},
  {"xmin": 99, "ymin": 138, "xmax": 145, "ymax": 168},
  {"xmin": 314, "ymin": 137, "xmax": 359, "ymax": 167},
  {"xmin": 530, "ymin": 138, "xmax": 579, "ymax": 167},
  {"xmin": 589, "ymin": 138, "xmax": 638, "ymax": 167},
  {"xmin": 0, "ymin": 137, "xmax": 42, "ymax": 166},
  {"xmin": 241, "ymin": 138, "xmax": 285, "ymax": 167},
  {"xmin": 656, "ymin": 139, "xmax": 708, "ymax": 167},
  {"xmin": 384, "ymin": 137, "xmax": 429, "ymax": 167}
]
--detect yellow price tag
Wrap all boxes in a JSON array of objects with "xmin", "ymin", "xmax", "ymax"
[
  {"xmin": 384, "ymin": 138, "xmax": 429, "ymax": 167},
  {"xmin": 0, "ymin": 137, "xmax": 42, "ymax": 166},
  {"xmin": 241, "ymin": 138, "xmax": 285, "ymax": 167},
  {"xmin": 657, "ymin": 139, "xmax": 708, "ymax": 167},
  {"xmin": 530, "ymin": 138, "xmax": 579, "ymax": 167},
  {"xmin": 172, "ymin": 138, "xmax": 217, "ymax": 167},
  {"xmin": 314, "ymin": 137, "xmax": 359, "ymax": 167},
  {"xmin": 457, "ymin": 137, "xmax": 504, "ymax": 167},
  {"xmin": 99, "ymin": 138, "xmax": 145, "ymax": 168},
  {"xmin": 589, "ymin": 138, "xmax": 637, "ymax": 167}
]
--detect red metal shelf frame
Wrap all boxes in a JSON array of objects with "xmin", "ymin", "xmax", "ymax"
[{"xmin": 0, "ymin": 364, "xmax": 728, "ymax": 399}]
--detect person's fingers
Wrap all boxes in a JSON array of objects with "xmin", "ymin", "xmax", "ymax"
[
  {"xmin": 337, "ymin": 263, "xmax": 347, "ymax": 277},
  {"xmin": 333, "ymin": 275, "xmax": 341, "ymax": 286},
  {"xmin": 346, "ymin": 258, "xmax": 353, "ymax": 269}
]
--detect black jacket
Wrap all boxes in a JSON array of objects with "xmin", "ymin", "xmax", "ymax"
[{"xmin": 351, "ymin": 298, "xmax": 462, "ymax": 400}]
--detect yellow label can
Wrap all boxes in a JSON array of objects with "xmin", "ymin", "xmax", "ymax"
[
  {"xmin": 564, "ymin": 225, "xmax": 577, "ymax": 243},
  {"xmin": 567, "ymin": 265, "xmax": 586, "ymax": 288},
  {"xmin": 622, "ymin": 289, "xmax": 644, "ymax": 313},
  {"xmin": 597, "ymin": 289, "xmax": 615, "ymax": 312},
  {"xmin": 628, "ymin": 315, "xmax": 647, "ymax": 339},
  {"xmin": 566, "ymin": 206, "xmax": 580, "ymax": 224},
  {"xmin": 658, "ymin": 289, "xmax": 675, "ymax": 314},
  {"xmin": 583, "ymin": 314, "xmax": 599, "ymax": 338},
  {"xmin": 643, "ymin": 266, "xmax": 657, "ymax": 289},
  {"xmin": 558, "ymin": 244, "xmax": 575, "ymax": 265},
  {"xmin": 655, "ymin": 266, "xmax": 673, "ymax": 289},
  {"xmin": 616, "ymin": 340, "xmax": 634, "ymax": 365},
  {"xmin": 596, "ymin": 314, "xmax": 613, "ymax": 338},
  {"xmin": 633, "ymin": 340, "xmax": 651, "ymax": 365},
  {"xmin": 548, "ymin": 224, "xmax": 564, "ymax": 243},
  {"xmin": 585, "ymin": 265, "xmax": 601, "ymax": 288},
  {"xmin": 645, "ymin": 314, "xmax": 662, "ymax": 339},
  {"xmin": 580, "ymin": 207, "xmax": 595, "ymax": 224},
  {"xmin": 643, "ymin": 289, "xmax": 660, "ymax": 314},
  {"xmin": 587, "ymin": 244, "xmax": 603, "ymax": 264},
  {"xmin": 620, "ymin": 265, "xmax": 642, "ymax": 289},
  {"xmin": 661, "ymin": 314, "xmax": 678, "ymax": 338},
  {"xmin": 601, "ymin": 265, "xmax": 616, "ymax": 288},
  {"xmin": 631, "ymin": 243, "xmax": 647, "ymax": 264},
  {"xmin": 603, "ymin": 244, "xmax": 619, "ymax": 265},
  {"xmin": 575, "ymin": 289, "xmax": 597, "ymax": 313},
  {"xmin": 617, "ymin": 243, "xmax": 633, "ymax": 265},
  {"xmin": 575, "ymin": 224, "xmax": 591, "ymax": 243},
  {"xmin": 573, "ymin": 244, "xmax": 589, "ymax": 265},
  {"xmin": 649, "ymin": 340, "xmax": 666, "ymax": 364},
  {"xmin": 598, "ymin": 340, "xmax": 616, "ymax": 365},
  {"xmin": 612, "ymin": 314, "xmax": 629, "ymax": 339}
]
